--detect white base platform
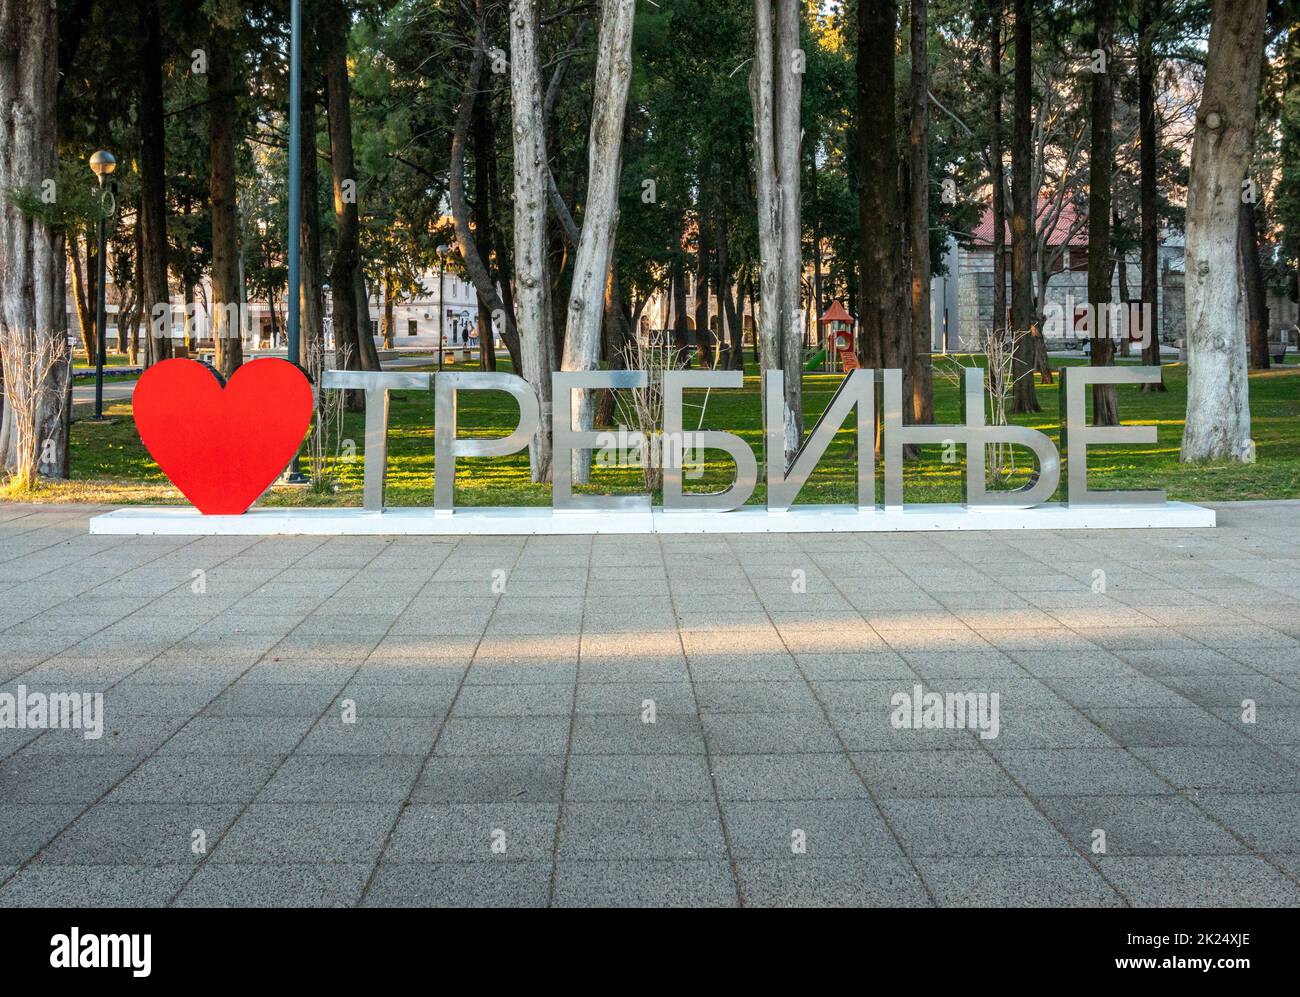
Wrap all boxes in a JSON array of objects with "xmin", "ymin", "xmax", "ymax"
[{"xmin": 89, "ymin": 502, "xmax": 1216, "ymax": 536}]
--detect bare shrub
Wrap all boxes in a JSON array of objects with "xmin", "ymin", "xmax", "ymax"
[
  {"xmin": 0, "ymin": 330, "xmax": 68, "ymax": 493},
  {"xmin": 303, "ymin": 340, "xmax": 350, "ymax": 494}
]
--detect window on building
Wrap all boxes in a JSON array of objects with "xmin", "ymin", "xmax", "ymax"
[
  {"xmin": 408, "ymin": 320, "xmax": 418, "ymax": 337},
  {"xmin": 371, "ymin": 320, "xmax": 379, "ymax": 336}
]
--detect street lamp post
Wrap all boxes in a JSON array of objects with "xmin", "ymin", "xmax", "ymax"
[
  {"xmin": 284, "ymin": 0, "xmax": 307, "ymax": 483},
  {"xmin": 89, "ymin": 150, "xmax": 116, "ymax": 422}
]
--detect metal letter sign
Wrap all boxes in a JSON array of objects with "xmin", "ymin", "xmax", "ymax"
[{"xmin": 101, "ymin": 364, "xmax": 1213, "ymax": 535}]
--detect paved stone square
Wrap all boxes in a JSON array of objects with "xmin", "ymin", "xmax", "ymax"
[{"xmin": 1, "ymin": 501, "xmax": 1298, "ymax": 907}]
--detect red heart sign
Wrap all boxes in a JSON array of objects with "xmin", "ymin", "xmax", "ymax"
[{"xmin": 133, "ymin": 358, "xmax": 314, "ymax": 515}]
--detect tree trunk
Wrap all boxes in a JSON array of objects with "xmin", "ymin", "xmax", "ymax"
[
  {"xmin": 472, "ymin": 63, "xmax": 498, "ymax": 373},
  {"xmin": 1241, "ymin": 198, "xmax": 1270, "ymax": 370},
  {"xmin": 775, "ymin": 0, "xmax": 804, "ymax": 457},
  {"xmin": 695, "ymin": 218, "xmax": 713, "ymax": 367},
  {"xmin": 774, "ymin": 0, "xmax": 795, "ymax": 457},
  {"xmin": 0, "ymin": 0, "xmax": 69, "ymax": 478},
  {"xmin": 989, "ymin": 15, "xmax": 1006, "ymax": 341},
  {"xmin": 752, "ymin": 0, "xmax": 803, "ymax": 464},
  {"xmin": 671, "ymin": 253, "xmax": 689, "ymax": 350},
  {"xmin": 1088, "ymin": 0, "xmax": 1118, "ymax": 426},
  {"xmin": 1009, "ymin": 0, "xmax": 1037, "ymax": 412},
  {"xmin": 325, "ymin": 0, "xmax": 376, "ymax": 406},
  {"xmin": 381, "ymin": 273, "xmax": 395, "ymax": 349},
  {"xmin": 509, "ymin": 0, "xmax": 556, "ymax": 481},
  {"xmin": 560, "ymin": 0, "xmax": 636, "ymax": 484},
  {"xmin": 1138, "ymin": 0, "xmax": 1166, "ymax": 388},
  {"xmin": 299, "ymin": 50, "xmax": 325, "ymax": 368},
  {"xmin": 909, "ymin": 0, "xmax": 933, "ymax": 423},
  {"xmin": 131, "ymin": 220, "xmax": 144, "ymax": 364},
  {"xmin": 1182, "ymin": 0, "xmax": 1267, "ymax": 462},
  {"xmin": 138, "ymin": 0, "xmax": 171, "ymax": 367},
  {"xmin": 68, "ymin": 235, "xmax": 96, "ymax": 359},
  {"xmin": 453, "ymin": 8, "xmax": 523, "ymax": 376},
  {"xmin": 857, "ymin": 0, "xmax": 904, "ymax": 385},
  {"xmin": 810, "ymin": 149, "xmax": 824, "ymax": 346},
  {"xmin": 209, "ymin": 21, "xmax": 244, "ymax": 379}
]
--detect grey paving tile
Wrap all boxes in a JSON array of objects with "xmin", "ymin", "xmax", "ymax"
[
  {"xmin": 721, "ymin": 799, "xmax": 901, "ymax": 858},
  {"xmin": 412, "ymin": 754, "xmax": 565, "ymax": 803},
  {"xmin": 203, "ymin": 683, "xmax": 344, "ymax": 717},
  {"xmin": 435, "ymin": 717, "xmax": 570, "ymax": 755},
  {"xmin": 686, "ymin": 654, "xmax": 802, "ymax": 682},
  {"xmin": 211, "ymin": 803, "xmax": 401, "ymax": 863},
  {"xmin": 573, "ymin": 681, "xmax": 696, "ymax": 715},
  {"xmin": 257, "ymin": 755, "xmax": 423, "ymax": 802},
  {"xmin": 988, "ymin": 708, "xmax": 1116, "ymax": 749},
  {"xmin": 703, "ymin": 712, "xmax": 841, "ymax": 754},
  {"xmin": 1097, "ymin": 856, "xmax": 1300, "ymax": 907},
  {"xmin": 1084, "ymin": 707, "xmax": 1248, "ymax": 748},
  {"xmin": 297, "ymin": 715, "xmax": 441, "ymax": 755},
  {"xmin": 1113, "ymin": 648, "xmax": 1255, "ymax": 678},
  {"xmin": 1194, "ymin": 793, "xmax": 1300, "ymax": 852},
  {"xmin": 0, "ymin": 754, "xmax": 139, "ymax": 803},
  {"xmin": 162, "ymin": 716, "xmax": 314, "ymax": 755},
  {"xmin": 450, "ymin": 683, "xmax": 572, "ymax": 717},
  {"xmin": 107, "ymin": 754, "xmax": 282, "ymax": 803},
  {"xmin": 552, "ymin": 860, "xmax": 737, "ymax": 907},
  {"xmin": 0, "ymin": 804, "xmax": 84, "ymax": 863},
  {"xmin": 0, "ymin": 864, "xmax": 193, "ymax": 907},
  {"xmin": 990, "ymin": 748, "xmax": 1173, "ymax": 796},
  {"xmin": 384, "ymin": 803, "xmax": 558, "ymax": 862},
  {"xmin": 1130, "ymin": 746, "xmax": 1300, "ymax": 792},
  {"xmin": 828, "ymin": 709, "xmax": 979, "ymax": 751},
  {"xmin": 35, "ymin": 803, "xmax": 240, "ymax": 866},
  {"xmin": 1045, "ymin": 677, "xmax": 1196, "ymax": 709},
  {"xmin": 919, "ymin": 856, "xmax": 1122, "ymax": 907},
  {"xmin": 793, "ymin": 652, "xmax": 914, "ymax": 681},
  {"xmin": 175, "ymin": 862, "xmax": 371, "ymax": 907},
  {"xmin": 711, "ymin": 753, "xmax": 867, "ymax": 801},
  {"xmin": 564, "ymin": 755, "xmax": 714, "ymax": 802},
  {"xmin": 362, "ymin": 861, "xmax": 552, "ymax": 907},
  {"xmin": 330, "ymin": 686, "xmax": 457, "ymax": 717},
  {"xmin": 880, "ymin": 798, "xmax": 1073, "ymax": 857},
  {"xmin": 853, "ymin": 751, "xmax": 1020, "ymax": 797},
  {"xmin": 23, "ymin": 716, "xmax": 186, "ymax": 756},
  {"xmin": 737, "ymin": 857, "xmax": 930, "ymax": 907},
  {"xmin": 461, "ymin": 663, "xmax": 577, "ymax": 686},
  {"xmin": 1037, "ymin": 795, "xmax": 1247, "ymax": 856},
  {"xmin": 557, "ymin": 802, "xmax": 726, "ymax": 860},
  {"xmin": 570, "ymin": 714, "xmax": 705, "ymax": 754}
]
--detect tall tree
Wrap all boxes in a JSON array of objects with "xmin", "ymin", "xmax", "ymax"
[
  {"xmin": 752, "ymin": 0, "xmax": 805, "ymax": 465},
  {"xmin": 909, "ymin": 0, "xmax": 933, "ymax": 423},
  {"xmin": 325, "ymin": 0, "xmax": 379, "ymax": 396},
  {"xmin": 1087, "ymin": 0, "xmax": 1117, "ymax": 426},
  {"xmin": 1008, "ymin": 0, "xmax": 1037, "ymax": 412},
  {"xmin": 209, "ymin": 16, "xmax": 243, "ymax": 379},
  {"xmin": 857, "ymin": 1, "xmax": 906, "ymax": 386},
  {"xmin": 560, "ymin": 0, "xmax": 636, "ymax": 484},
  {"xmin": 1137, "ymin": 0, "xmax": 1165, "ymax": 388},
  {"xmin": 1241, "ymin": 196, "xmax": 1270, "ymax": 369},
  {"xmin": 1182, "ymin": 0, "xmax": 1267, "ymax": 462},
  {"xmin": 989, "ymin": 8, "xmax": 1007, "ymax": 343},
  {"xmin": 509, "ymin": 0, "xmax": 556, "ymax": 482},
  {"xmin": 298, "ymin": 38, "xmax": 325, "ymax": 369},
  {"xmin": 0, "ymin": 0, "xmax": 69, "ymax": 480},
  {"xmin": 138, "ymin": 0, "xmax": 172, "ymax": 366}
]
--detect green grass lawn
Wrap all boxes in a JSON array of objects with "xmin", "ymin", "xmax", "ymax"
[{"xmin": 20, "ymin": 355, "xmax": 1300, "ymax": 506}]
